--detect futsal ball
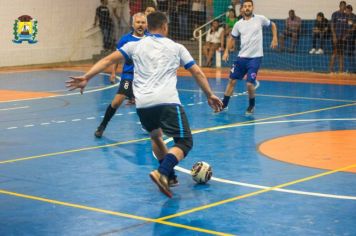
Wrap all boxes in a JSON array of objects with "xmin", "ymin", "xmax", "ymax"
[{"xmin": 191, "ymin": 161, "xmax": 212, "ymax": 184}]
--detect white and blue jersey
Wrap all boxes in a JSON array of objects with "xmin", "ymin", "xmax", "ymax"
[
  {"xmin": 230, "ymin": 15, "xmax": 271, "ymax": 83},
  {"xmin": 119, "ymin": 34, "xmax": 195, "ymax": 109},
  {"xmin": 117, "ymin": 32, "xmax": 147, "ymax": 80}
]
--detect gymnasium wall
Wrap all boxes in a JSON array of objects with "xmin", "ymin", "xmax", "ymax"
[
  {"xmin": 0, "ymin": 0, "xmax": 101, "ymax": 67},
  {"xmin": 214, "ymin": 0, "xmax": 342, "ymax": 19},
  {"xmin": 0, "ymin": 0, "xmax": 345, "ymax": 67}
]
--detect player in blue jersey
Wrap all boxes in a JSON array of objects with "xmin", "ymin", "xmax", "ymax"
[
  {"xmin": 95, "ymin": 12, "xmax": 148, "ymax": 138},
  {"xmin": 222, "ymin": 0, "xmax": 278, "ymax": 115}
]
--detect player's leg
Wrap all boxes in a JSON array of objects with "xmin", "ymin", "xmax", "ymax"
[
  {"xmin": 95, "ymin": 79, "xmax": 133, "ymax": 138},
  {"xmin": 222, "ymin": 58, "xmax": 246, "ymax": 109},
  {"xmin": 245, "ymin": 57, "xmax": 262, "ymax": 115},
  {"xmin": 149, "ymin": 105, "xmax": 193, "ymax": 197}
]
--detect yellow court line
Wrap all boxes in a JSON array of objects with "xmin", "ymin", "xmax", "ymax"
[
  {"xmin": 1, "ymin": 102, "xmax": 355, "ymax": 165},
  {"xmin": 156, "ymin": 163, "xmax": 356, "ymax": 222},
  {"xmin": 0, "ymin": 103, "xmax": 355, "ymax": 235},
  {"xmin": 0, "ymin": 137, "xmax": 150, "ymax": 164},
  {"xmin": 193, "ymin": 102, "xmax": 356, "ymax": 134},
  {"xmin": 179, "ymin": 89, "xmax": 356, "ymax": 103},
  {"xmin": 0, "ymin": 189, "xmax": 234, "ymax": 236}
]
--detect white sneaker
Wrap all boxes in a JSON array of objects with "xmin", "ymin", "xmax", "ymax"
[
  {"xmin": 315, "ymin": 48, "xmax": 324, "ymax": 54},
  {"xmin": 309, "ymin": 48, "xmax": 316, "ymax": 54}
]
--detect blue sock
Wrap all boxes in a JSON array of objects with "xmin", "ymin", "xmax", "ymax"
[
  {"xmin": 158, "ymin": 153, "xmax": 178, "ymax": 177},
  {"xmin": 159, "ymin": 159, "xmax": 176, "ymax": 179},
  {"xmin": 222, "ymin": 95, "xmax": 230, "ymax": 108},
  {"xmin": 249, "ymin": 97, "xmax": 255, "ymax": 107}
]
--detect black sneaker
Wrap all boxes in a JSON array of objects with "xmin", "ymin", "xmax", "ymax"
[
  {"xmin": 245, "ymin": 106, "xmax": 255, "ymax": 116},
  {"xmin": 169, "ymin": 175, "xmax": 179, "ymax": 187},
  {"xmin": 94, "ymin": 125, "xmax": 105, "ymax": 138}
]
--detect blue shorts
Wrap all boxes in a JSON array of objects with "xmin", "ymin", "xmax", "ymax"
[{"xmin": 229, "ymin": 57, "xmax": 262, "ymax": 85}]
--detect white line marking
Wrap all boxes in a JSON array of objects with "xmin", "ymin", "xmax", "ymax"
[
  {"xmin": 40, "ymin": 123, "xmax": 50, "ymax": 125},
  {"xmin": 56, "ymin": 121, "xmax": 66, "ymax": 124},
  {"xmin": 160, "ymin": 118, "xmax": 356, "ymax": 200},
  {"xmin": 86, "ymin": 117, "xmax": 95, "ymax": 120},
  {"xmin": 128, "ymin": 112, "xmax": 136, "ymax": 115},
  {"xmin": 175, "ymin": 166, "xmax": 356, "ymax": 200},
  {"xmin": 187, "ymin": 103, "xmax": 195, "ymax": 106},
  {"xmin": 24, "ymin": 124, "xmax": 34, "ymax": 128},
  {"xmin": 115, "ymin": 113, "xmax": 123, "ymax": 116},
  {"xmin": 71, "ymin": 119, "xmax": 81, "ymax": 122},
  {"xmin": 0, "ymin": 106, "xmax": 29, "ymax": 111},
  {"xmin": 178, "ymin": 89, "xmax": 356, "ymax": 103},
  {"xmin": 7, "ymin": 127, "xmax": 18, "ymax": 130},
  {"xmin": 0, "ymin": 73, "xmax": 118, "ymax": 104}
]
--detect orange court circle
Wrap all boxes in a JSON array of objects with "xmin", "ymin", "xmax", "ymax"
[{"xmin": 259, "ymin": 130, "xmax": 356, "ymax": 173}]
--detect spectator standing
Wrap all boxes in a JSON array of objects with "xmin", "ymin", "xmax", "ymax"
[
  {"xmin": 94, "ymin": 0, "xmax": 115, "ymax": 51},
  {"xmin": 177, "ymin": 0, "xmax": 190, "ymax": 39},
  {"xmin": 109, "ymin": 0, "xmax": 131, "ymax": 40},
  {"xmin": 279, "ymin": 9, "xmax": 301, "ymax": 52},
  {"xmin": 191, "ymin": 0, "xmax": 206, "ymax": 34},
  {"xmin": 329, "ymin": 1, "xmax": 348, "ymax": 73},
  {"xmin": 309, "ymin": 12, "xmax": 329, "ymax": 55},
  {"xmin": 157, "ymin": 0, "xmax": 171, "ymax": 15},
  {"xmin": 344, "ymin": 4, "xmax": 356, "ymax": 73}
]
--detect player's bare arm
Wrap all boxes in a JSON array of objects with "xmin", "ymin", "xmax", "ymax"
[
  {"xmin": 223, "ymin": 36, "xmax": 235, "ymax": 62},
  {"xmin": 270, "ymin": 21, "xmax": 278, "ymax": 49},
  {"xmin": 66, "ymin": 51, "xmax": 124, "ymax": 94}
]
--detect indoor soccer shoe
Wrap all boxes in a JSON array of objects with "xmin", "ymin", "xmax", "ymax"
[
  {"xmin": 149, "ymin": 170, "xmax": 172, "ymax": 198},
  {"xmin": 94, "ymin": 125, "xmax": 105, "ymax": 138},
  {"xmin": 169, "ymin": 175, "xmax": 179, "ymax": 187},
  {"xmin": 245, "ymin": 106, "xmax": 255, "ymax": 115}
]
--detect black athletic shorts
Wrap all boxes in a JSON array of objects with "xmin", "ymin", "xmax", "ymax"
[
  {"xmin": 136, "ymin": 104, "xmax": 192, "ymax": 138},
  {"xmin": 117, "ymin": 79, "xmax": 134, "ymax": 98}
]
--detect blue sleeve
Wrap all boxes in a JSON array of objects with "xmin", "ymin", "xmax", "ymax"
[{"xmin": 116, "ymin": 35, "xmax": 128, "ymax": 49}]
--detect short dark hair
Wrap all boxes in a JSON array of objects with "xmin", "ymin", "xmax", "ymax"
[
  {"xmin": 317, "ymin": 12, "xmax": 324, "ymax": 18},
  {"xmin": 346, "ymin": 4, "xmax": 353, "ymax": 11},
  {"xmin": 242, "ymin": 0, "xmax": 253, "ymax": 6},
  {"xmin": 147, "ymin": 11, "xmax": 168, "ymax": 31},
  {"xmin": 340, "ymin": 1, "xmax": 346, "ymax": 6}
]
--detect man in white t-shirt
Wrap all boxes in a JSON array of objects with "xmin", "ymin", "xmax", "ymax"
[
  {"xmin": 66, "ymin": 11, "xmax": 223, "ymax": 198},
  {"xmin": 222, "ymin": 0, "xmax": 278, "ymax": 115}
]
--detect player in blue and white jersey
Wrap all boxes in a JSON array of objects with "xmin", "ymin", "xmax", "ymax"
[
  {"xmin": 66, "ymin": 11, "xmax": 223, "ymax": 198},
  {"xmin": 222, "ymin": 0, "xmax": 278, "ymax": 115},
  {"xmin": 94, "ymin": 12, "xmax": 148, "ymax": 138}
]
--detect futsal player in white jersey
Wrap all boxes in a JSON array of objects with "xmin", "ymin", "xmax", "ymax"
[
  {"xmin": 222, "ymin": 0, "xmax": 278, "ymax": 115},
  {"xmin": 66, "ymin": 11, "xmax": 223, "ymax": 198}
]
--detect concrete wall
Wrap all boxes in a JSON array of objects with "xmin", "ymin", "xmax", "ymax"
[
  {"xmin": 0, "ymin": 0, "xmax": 102, "ymax": 67},
  {"xmin": 213, "ymin": 0, "xmax": 344, "ymax": 19},
  {"xmin": 0, "ymin": 0, "xmax": 348, "ymax": 67},
  {"xmin": 254, "ymin": 0, "xmax": 344, "ymax": 20}
]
